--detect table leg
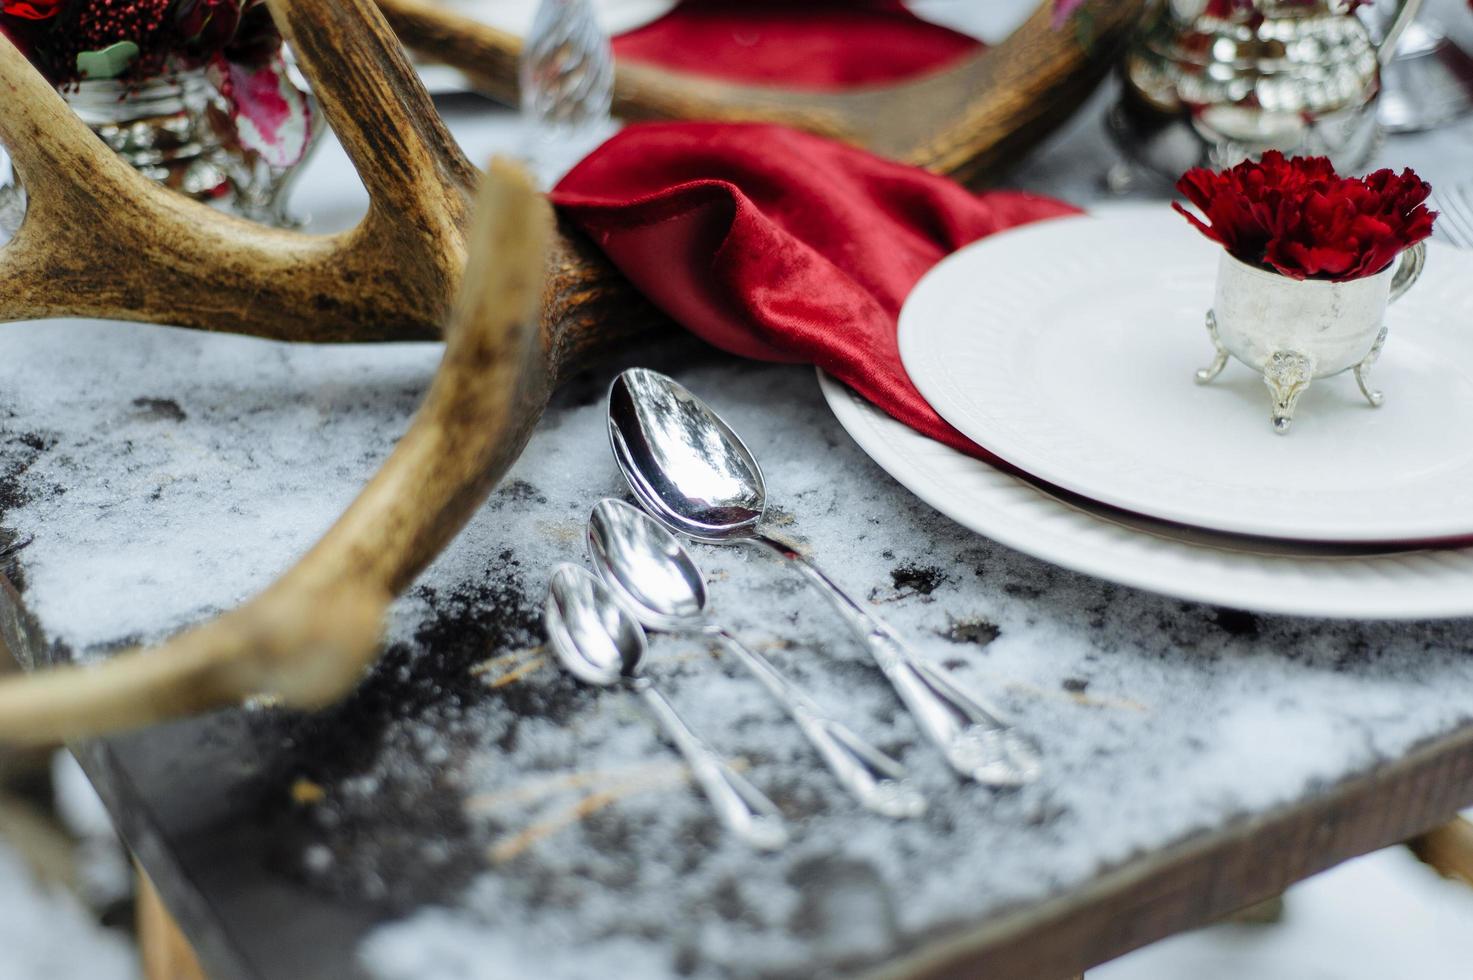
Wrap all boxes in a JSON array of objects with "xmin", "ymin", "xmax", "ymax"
[
  {"xmin": 137, "ymin": 866, "xmax": 208, "ymax": 980},
  {"xmin": 1224, "ymin": 894, "xmax": 1285, "ymax": 923},
  {"xmin": 0, "ymin": 635, "xmax": 50, "ymax": 779},
  {"xmin": 1408, "ymin": 818, "xmax": 1473, "ymax": 887}
]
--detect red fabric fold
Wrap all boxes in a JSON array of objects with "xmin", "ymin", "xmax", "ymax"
[
  {"xmin": 551, "ymin": 122, "xmax": 1078, "ymax": 458},
  {"xmin": 611, "ymin": 0, "xmax": 982, "ymax": 90}
]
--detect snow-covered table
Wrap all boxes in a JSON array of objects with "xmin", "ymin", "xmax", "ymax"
[{"xmin": 4, "ymin": 46, "xmax": 1473, "ymax": 980}]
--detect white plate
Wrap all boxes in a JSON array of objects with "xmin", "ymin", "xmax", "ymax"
[
  {"xmin": 436, "ymin": 0, "xmax": 677, "ymax": 36},
  {"xmin": 899, "ymin": 205, "xmax": 1473, "ymax": 543},
  {"xmin": 434, "ymin": 0, "xmax": 1001, "ymax": 41},
  {"xmin": 816, "ymin": 369, "xmax": 1473, "ymax": 619}
]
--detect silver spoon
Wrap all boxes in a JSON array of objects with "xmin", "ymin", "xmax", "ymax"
[
  {"xmin": 543, "ymin": 563, "xmax": 789, "ymax": 850},
  {"xmin": 587, "ymin": 498, "xmax": 927, "ymax": 819},
  {"xmin": 607, "ymin": 368, "xmax": 1040, "ymax": 787}
]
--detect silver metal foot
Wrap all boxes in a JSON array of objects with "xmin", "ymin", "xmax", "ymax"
[
  {"xmin": 1103, "ymin": 160, "xmax": 1138, "ymax": 196},
  {"xmin": 1196, "ymin": 309, "xmax": 1230, "ymax": 384},
  {"xmin": 1354, "ymin": 325, "xmax": 1389, "ymax": 408},
  {"xmin": 1264, "ymin": 350, "xmax": 1315, "ymax": 434}
]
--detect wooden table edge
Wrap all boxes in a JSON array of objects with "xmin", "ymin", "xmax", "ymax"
[{"xmin": 868, "ymin": 719, "xmax": 1473, "ymax": 979}]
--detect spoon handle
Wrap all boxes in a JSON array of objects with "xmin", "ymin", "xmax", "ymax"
[
  {"xmin": 714, "ymin": 630, "xmax": 926, "ymax": 820},
  {"xmin": 750, "ymin": 534, "xmax": 1040, "ymax": 787},
  {"xmin": 633, "ymin": 681, "xmax": 789, "ymax": 850}
]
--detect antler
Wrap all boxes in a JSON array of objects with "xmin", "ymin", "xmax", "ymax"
[
  {"xmin": 0, "ymin": 0, "xmax": 667, "ymax": 742},
  {"xmin": 0, "ymin": 158, "xmax": 550, "ymax": 743},
  {"xmin": 0, "ymin": 0, "xmax": 1141, "ymax": 346},
  {"xmin": 0, "ymin": 0, "xmax": 1132, "ymax": 741},
  {"xmin": 0, "ymin": 0, "xmax": 644, "ymax": 348},
  {"xmin": 375, "ymin": 0, "xmax": 1148, "ymax": 183},
  {"xmin": 0, "ymin": 0, "xmax": 461, "ymax": 340}
]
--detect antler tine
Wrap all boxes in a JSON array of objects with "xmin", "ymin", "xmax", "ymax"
[
  {"xmin": 905, "ymin": 0, "xmax": 1147, "ymax": 183},
  {"xmin": 0, "ymin": 159, "xmax": 551, "ymax": 744},
  {"xmin": 378, "ymin": 0, "xmax": 521, "ymax": 106},
  {"xmin": 267, "ymin": 0, "xmax": 477, "ymax": 238},
  {"xmin": 0, "ymin": 0, "xmax": 486, "ymax": 341}
]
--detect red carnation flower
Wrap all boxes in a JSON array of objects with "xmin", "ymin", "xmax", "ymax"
[
  {"xmin": 0, "ymin": 0, "xmax": 60, "ymax": 71},
  {"xmin": 0, "ymin": 0, "xmax": 62, "ymax": 21},
  {"xmin": 8, "ymin": 0, "xmax": 272, "ymax": 85},
  {"xmin": 1173, "ymin": 152, "xmax": 1436, "ymax": 281}
]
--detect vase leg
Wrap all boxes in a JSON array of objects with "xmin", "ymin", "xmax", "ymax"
[
  {"xmin": 1354, "ymin": 325, "xmax": 1389, "ymax": 408},
  {"xmin": 1263, "ymin": 350, "xmax": 1315, "ymax": 434},
  {"xmin": 1196, "ymin": 309, "xmax": 1230, "ymax": 384}
]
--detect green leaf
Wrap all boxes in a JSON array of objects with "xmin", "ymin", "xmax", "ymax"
[
  {"xmin": 76, "ymin": 41, "xmax": 140, "ymax": 81},
  {"xmin": 1074, "ymin": 8, "xmax": 1097, "ymax": 51}
]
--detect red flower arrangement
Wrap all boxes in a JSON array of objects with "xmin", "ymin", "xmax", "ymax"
[
  {"xmin": 1173, "ymin": 152, "xmax": 1436, "ymax": 281},
  {"xmin": 0, "ymin": 0, "xmax": 278, "ymax": 86},
  {"xmin": 2, "ymin": 0, "xmax": 62, "ymax": 20}
]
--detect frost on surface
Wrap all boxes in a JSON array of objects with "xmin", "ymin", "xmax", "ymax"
[{"xmin": 1, "ymin": 322, "xmax": 1471, "ymax": 979}]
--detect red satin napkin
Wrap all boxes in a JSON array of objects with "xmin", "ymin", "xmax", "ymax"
[
  {"xmin": 551, "ymin": 122, "xmax": 1078, "ymax": 459},
  {"xmin": 612, "ymin": 0, "xmax": 982, "ymax": 90}
]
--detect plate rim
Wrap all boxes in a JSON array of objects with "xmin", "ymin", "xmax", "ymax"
[{"xmin": 816, "ymin": 368, "xmax": 1473, "ymax": 620}]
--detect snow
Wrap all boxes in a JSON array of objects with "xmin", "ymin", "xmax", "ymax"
[
  {"xmin": 0, "ymin": 838, "xmax": 137, "ymax": 980},
  {"xmin": 7, "ymin": 322, "xmax": 1473, "ymax": 977}
]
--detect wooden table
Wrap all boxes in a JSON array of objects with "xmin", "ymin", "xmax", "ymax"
[{"xmin": 4, "ymin": 66, "xmax": 1473, "ymax": 980}]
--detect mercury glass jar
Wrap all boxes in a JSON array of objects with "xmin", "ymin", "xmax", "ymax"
[
  {"xmin": 0, "ymin": 64, "xmax": 315, "ymax": 234},
  {"xmin": 1109, "ymin": 0, "xmax": 1424, "ymax": 181},
  {"xmin": 67, "ymin": 69, "xmax": 237, "ymax": 202}
]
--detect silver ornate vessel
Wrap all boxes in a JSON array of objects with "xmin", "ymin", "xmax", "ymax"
[
  {"xmin": 1110, "ymin": 0, "xmax": 1425, "ymax": 179},
  {"xmin": 0, "ymin": 66, "xmax": 317, "ymax": 231},
  {"xmin": 1196, "ymin": 241, "xmax": 1426, "ymax": 433},
  {"xmin": 66, "ymin": 71, "xmax": 239, "ymax": 202},
  {"xmin": 64, "ymin": 67, "xmax": 317, "ymax": 228}
]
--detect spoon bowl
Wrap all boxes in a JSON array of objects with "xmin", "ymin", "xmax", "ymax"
[
  {"xmin": 607, "ymin": 368, "xmax": 765, "ymax": 543},
  {"xmin": 544, "ymin": 563, "xmax": 645, "ymax": 686},
  {"xmin": 607, "ymin": 368, "xmax": 1041, "ymax": 787},
  {"xmin": 543, "ymin": 560, "xmax": 790, "ymax": 849},
  {"xmin": 587, "ymin": 497, "xmax": 928, "ymax": 818},
  {"xmin": 587, "ymin": 498, "xmax": 708, "ymax": 632}
]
